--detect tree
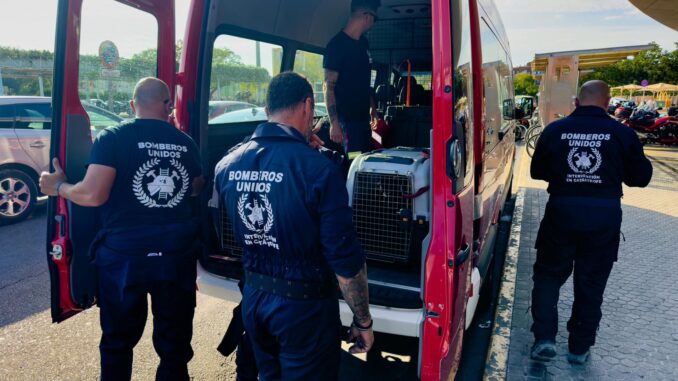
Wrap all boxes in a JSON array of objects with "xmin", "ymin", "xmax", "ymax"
[
  {"xmin": 212, "ymin": 47, "xmax": 243, "ymax": 65},
  {"xmin": 515, "ymin": 73, "xmax": 539, "ymax": 96}
]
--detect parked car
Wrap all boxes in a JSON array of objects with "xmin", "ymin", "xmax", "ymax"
[
  {"xmin": 208, "ymin": 100, "xmax": 258, "ymax": 120},
  {"xmin": 208, "ymin": 106, "xmax": 267, "ymax": 124},
  {"xmin": 0, "ymin": 96, "xmax": 122, "ymax": 223}
]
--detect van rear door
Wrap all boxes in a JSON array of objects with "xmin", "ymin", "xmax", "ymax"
[
  {"xmin": 48, "ymin": 0, "xmax": 175, "ymax": 322},
  {"xmin": 420, "ymin": 0, "xmax": 475, "ymax": 378}
]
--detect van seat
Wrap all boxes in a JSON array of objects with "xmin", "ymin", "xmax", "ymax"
[{"xmin": 384, "ymin": 105, "xmax": 432, "ymax": 148}]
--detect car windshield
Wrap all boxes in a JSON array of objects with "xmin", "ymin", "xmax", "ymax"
[{"xmin": 208, "ymin": 107, "xmax": 267, "ymax": 124}]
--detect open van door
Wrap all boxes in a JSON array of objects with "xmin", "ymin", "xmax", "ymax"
[
  {"xmin": 420, "ymin": 0, "xmax": 476, "ymax": 378},
  {"xmin": 48, "ymin": 0, "xmax": 175, "ymax": 322}
]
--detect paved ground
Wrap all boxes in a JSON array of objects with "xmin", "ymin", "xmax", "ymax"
[
  {"xmin": 497, "ymin": 144, "xmax": 678, "ymax": 380},
  {"xmin": 0, "ymin": 206, "xmax": 418, "ymax": 380}
]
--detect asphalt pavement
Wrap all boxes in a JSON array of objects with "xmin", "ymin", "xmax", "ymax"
[{"xmin": 0, "ymin": 206, "xmax": 242, "ymax": 380}]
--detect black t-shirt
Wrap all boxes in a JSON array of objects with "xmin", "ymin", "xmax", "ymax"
[
  {"xmin": 323, "ymin": 31, "xmax": 372, "ymax": 123},
  {"xmin": 88, "ymin": 119, "xmax": 201, "ymax": 229}
]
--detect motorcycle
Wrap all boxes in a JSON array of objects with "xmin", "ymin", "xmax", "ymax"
[
  {"xmin": 623, "ymin": 108, "xmax": 678, "ymax": 146},
  {"xmin": 614, "ymin": 101, "xmax": 636, "ymax": 120}
]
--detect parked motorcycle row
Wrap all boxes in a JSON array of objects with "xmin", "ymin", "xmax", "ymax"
[{"xmin": 610, "ymin": 99, "xmax": 678, "ymax": 146}]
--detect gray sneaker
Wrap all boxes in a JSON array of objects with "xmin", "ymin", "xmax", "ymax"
[
  {"xmin": 530, "ymin": 340, "xmax": 556, "ymax": 361},
  {"xmin": 567, "ymin": 350, "xmax": 590, "ymax": 365}
]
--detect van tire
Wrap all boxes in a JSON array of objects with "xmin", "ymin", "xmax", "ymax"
[{"xmin": 0, "ymin": 169, "xmax": 38, "ymax": 224}]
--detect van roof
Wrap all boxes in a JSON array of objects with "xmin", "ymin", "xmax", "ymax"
[{"xmin": 213, "ymin": 0, "xmax": 439, "ymax": 51}]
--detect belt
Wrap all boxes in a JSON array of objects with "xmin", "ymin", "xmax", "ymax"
[{"xmin": 244, "ymin": 270, "xmax": 336, "ymax": 300}]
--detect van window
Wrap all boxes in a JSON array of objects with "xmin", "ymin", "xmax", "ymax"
[
  {"xmin": 78, "ymin": 0, "xmax": 158, "ymax": 119},
  {"xmin": 15, "ymin": 103, "xmax": 52, "ymax": 130},
  {"xmin": 452, "ymin": 0, "xmax": 474, "ymax": 188},
  {"xmin": 480, "ymin": 18, "xmax": 512, "ymax": 152},
  {"xmin": 0, "ymin": 105, "xmax": 14, "ymax": 129},
  {"xmin": 208, "ymin": 35, "xmax": 280, "ymax": 124},
  {"xmin": 293, "ymin": 50, "xmax": 325, "ymax": 109}
]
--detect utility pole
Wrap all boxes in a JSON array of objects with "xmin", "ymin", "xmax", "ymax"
[{"xmin": 255, "ymin": 41, "xmax": 261, "ymax": 68}]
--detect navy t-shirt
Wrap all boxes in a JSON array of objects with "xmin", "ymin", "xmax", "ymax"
[
  {"xmin": 88, "ymin": 119, "xmax": 201, "ymax": 229},
  {"xmin": 323, "ymin": 31, "xmax": 372, "ymax": 123},
  {"xmin": 214, "ymin": 123, "xmax": 365, "ymax": 283}
]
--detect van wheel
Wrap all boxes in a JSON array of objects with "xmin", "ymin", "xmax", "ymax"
[{"xmin": 0, "ymin": 169, "xmax": 38, "ymax": 224}]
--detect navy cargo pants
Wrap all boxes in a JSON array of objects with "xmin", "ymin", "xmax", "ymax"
[
  {"xmin": 98, "ymin": 270, "xmax": 196, "ymax": 381},
  {"xmin": 241, "ymin": 286, "xmax": 343, "ymax": 381},
  {"xmin": 531, "ymin": 202, "xmax": 621, "ymax": 355}
]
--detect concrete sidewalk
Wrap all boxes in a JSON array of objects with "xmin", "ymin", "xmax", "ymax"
[{"xmin": 486, "ymin": 144, "xmax": 678, "ymax": 380}]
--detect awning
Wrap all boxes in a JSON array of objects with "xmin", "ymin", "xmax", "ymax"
[
  {"xmin": 629, "ymin": 0, "xmax": 678, "ymax": 32},
  {"xmin": 531, "ymin": 45, "xmax": 655, "ymax": 73}
]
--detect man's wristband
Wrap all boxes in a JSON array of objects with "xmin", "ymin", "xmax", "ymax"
[
  {"xmin": 56, "ymin": 181, "xmax": 65, "ymax": 197},
  {"xmin": 352, "ymin": 316, "xmax": 373, "ymax": 332}
]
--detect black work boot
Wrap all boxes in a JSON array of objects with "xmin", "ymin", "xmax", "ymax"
[
  {"xmin": 530, "ymin": 340, "xmax": 557, "ymax": 361},
  {"xmin": 567, "ymin": 349, "xmax": 590, "ymax": 365}
]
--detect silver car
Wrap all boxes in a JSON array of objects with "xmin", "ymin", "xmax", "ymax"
[{"xmin": 0, "ymin": 96, "xmax": 122, "ymax": 223}]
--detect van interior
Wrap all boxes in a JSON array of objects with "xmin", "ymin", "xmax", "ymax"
[{"xmin": 200, "ymin": 1, "xmax": 437, "ymax": 310}]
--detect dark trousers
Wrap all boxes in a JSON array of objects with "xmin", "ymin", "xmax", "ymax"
[
  {"xmin": 98, "ymin": 271, "xmax": 196, "ymax": 381},
  {"xmin": 531, "ymin": 205, "xmax": 619, "ymax": 354},
  {"xmin": 241, "ymin": 286, "xmax": 342, "ymax": 381},
  {"xmin": 341, "ymin": 120, "xmax": 373, "ymax": 155}
]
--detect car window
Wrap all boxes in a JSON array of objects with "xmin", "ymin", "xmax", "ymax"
[
  {"xmin": 208, "ymin": 107, "xmax": 267, "ymax": 125},
  {"xmin": 86, "ymin": 107, "xmax": 121, "ymax": 128},
  {"xmin": 293, "ymin": 50, "xmax": 327, "ymax": 118},
  {"xmin": 208, "ymin": 34, "xmax": 279, "ymax": 124},
  {"xmin": 15, "ymin": 103, "xmax": 52, "ymax": 130},
  {"xmin": 0, "ymin": 104, "xmax": 14, "ymax": 129}
]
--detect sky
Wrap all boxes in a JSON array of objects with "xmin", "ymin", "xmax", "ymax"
[{"xmin": 0, "ymin": 0, "xmax": 675, "ymax": 68}]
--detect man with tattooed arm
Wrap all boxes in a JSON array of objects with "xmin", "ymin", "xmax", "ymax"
[{"xmin": 214, "ymin": 72, "xmax": 373, "ymax": 381}]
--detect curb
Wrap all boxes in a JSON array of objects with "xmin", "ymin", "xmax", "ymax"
[{"xmin": 483, "ymin": 188, "xmax": 525, "ymax": 381}]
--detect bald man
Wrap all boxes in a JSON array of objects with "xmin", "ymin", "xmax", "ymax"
[
  {"xmin": 528, "ymin": 80, "xmax": 652, "ymax": 364},
  {"xmin": 40, "ymin": 77, "xmax": 204, "ymax": 381}
]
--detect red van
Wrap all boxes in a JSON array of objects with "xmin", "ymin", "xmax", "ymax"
[{"xmin": 47, "ymin": 0, "xmax": 517, "ymax": 379}]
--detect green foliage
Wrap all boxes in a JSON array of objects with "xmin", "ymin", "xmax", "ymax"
[
  {"xmin": 0, "ymin": 46, "xmax": 53, "ymax": 61},
  {"xmin": 1, "ymin": 44, "xmax": 267, "ymax": 102},
  {"xmin": 294, "ymin": 51, "xmax": 324, "ymax": 85},
  {"xmin": 580, "ymin": 42, "xmax": 678, "ymax": 87},
  {"xmin": 514, "ymin": 72, "xmax": 539, "ymax": 96}
]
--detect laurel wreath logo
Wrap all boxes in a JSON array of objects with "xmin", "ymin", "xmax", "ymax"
[
  {"xmin": 132, "ymin": 158, "xmax": 189, "ymax": 208},
  {"xmin": 237, "ymin": 193, "xmax": 274, "ymax": 233},
  {"xmin": 567, "ymin": 147, "xmax": 602, "ymax": 174}
]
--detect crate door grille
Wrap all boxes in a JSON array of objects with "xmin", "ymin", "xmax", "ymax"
[
  {"xmin": 220, "ymin": 205, "xmax": 243, "ymax": 256},
  {"xmin": 352, "ymin": 172, "xmax": 413, "ymax": 262}
]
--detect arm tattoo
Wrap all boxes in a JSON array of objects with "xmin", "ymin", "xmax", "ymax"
[
  {"xmin": 328, "ymin": 105, "xmax": 339, "ymax": 124},
  {"xmin": 338, "ymin": 266, "xmax": 371, "ymax": 325}
]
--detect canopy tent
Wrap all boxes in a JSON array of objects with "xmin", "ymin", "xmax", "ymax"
[
  {"xmin": 611, "ymin": 84, "xmax": 643, "ymax": 96},
  {"xmin": 644, "ymin": 83, "xmax": 678, "ymax": 93}
]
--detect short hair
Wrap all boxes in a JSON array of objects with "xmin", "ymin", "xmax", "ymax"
[
  {"xmin": 266, "ymin": 72, "xmax": 313, "ymax": 114},
  {"xmin": 351, "ymin": 0, "xmax": 380, "ymax": 14}
]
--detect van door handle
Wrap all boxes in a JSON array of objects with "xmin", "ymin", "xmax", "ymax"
[
  {"xmin": 457, "ymin": 243, "xmax": 471, "ymax": 264},
  {"xmin": 451, "ymin": 243, "xmax": 471, "ymax": 267},
  {"xmin": 29, "ymin": 141, "xmax": 45, "ymax": 148}
]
